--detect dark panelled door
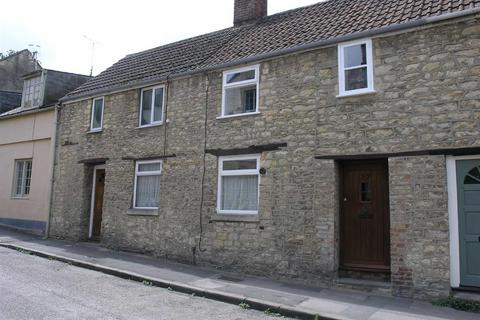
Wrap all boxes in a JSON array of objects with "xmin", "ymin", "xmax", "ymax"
[
  {"xmin": 340, "ymin": 160, "xmax": 390, "ymax": 272},
  {"xmin": 91, "ymin": 169, "xmax": 105, "ymax": 239},
  {"xmin": 456, "ymin": 159, "xmax": 480, "ymax": 288}
]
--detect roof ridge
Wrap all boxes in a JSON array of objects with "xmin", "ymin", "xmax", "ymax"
[
  {"xmin": 121, "ymin": 1, "xmax": 333, "ymax": 61},
  {"xmin": 125, "ymin": 27, "xmax": 238, "ymax": 59},
  {"xmin": 62, "ymin": 0, "xmax": 480, "ymax": 102},
  {"xmin": 43, "ymin": 69, "xmax": 92, "ymax": 78}
]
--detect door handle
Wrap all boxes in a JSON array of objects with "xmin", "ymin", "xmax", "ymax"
[{"xmin": 343, "ymin": 197, "xmax": 347, "ymax": 202}]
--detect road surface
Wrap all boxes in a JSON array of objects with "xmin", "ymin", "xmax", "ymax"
[{"xmin": 0, "ymin": 246, "xmax": 280, "ymax": 320}]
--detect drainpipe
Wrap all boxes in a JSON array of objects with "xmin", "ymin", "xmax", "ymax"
[{"xmin": 44, "ymin": 104, "xmax": 59, "ymax": 239}]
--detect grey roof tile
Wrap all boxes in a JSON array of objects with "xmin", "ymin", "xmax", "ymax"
[{"xmin": 64, "ymin": 0, "xmax": 480, "ymax": 100}]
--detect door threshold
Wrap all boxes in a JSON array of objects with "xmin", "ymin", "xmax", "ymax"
[
  {"xmin": 452, "ymin": 289, "xmax": 480, "ymax": 303},
  {"xmin": 337, "ymin": 277, "xmax": 391, "ymax": 289},
  {"xmin": 453, "ymin": 286, "xmax": 480, "ymax": 294}
]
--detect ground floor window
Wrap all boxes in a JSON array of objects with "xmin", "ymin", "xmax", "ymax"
[
  {"xmin": 12, "ymin": 159, "xmax": 32, "ymax": 198},
  {"xmin": 133, "ymin": 160, "xmax": 162, "ymax": 209},
  {"xmin": 217, "ymin": 154, "xmax": 260, "ymax": 214}
]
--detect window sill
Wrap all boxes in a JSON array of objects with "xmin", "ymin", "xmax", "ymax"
[
  {"xmin": 216, "ymin": 112, "xmax": 260, "ymax": 120},
  {"xmin": 127, "ymin": 208, "xmax": 159, "ymax": 216},
  {"xmin": 137, "ymin": 123, "xmax": 164, "ymax": 129},
  {"xmin": 11, "ymin": 197, "xmax": 29, "ymax": 200},
  {"xmin": 336, "ymin": 89, "xmax": 376, "ymax": 98},
  {"xmin": 210, "ymin": 214, "xmax": 259, "ymax": 223},
  {"xmin": 87, "ymin": 129, "xmax": 103, "ymax": 134}
]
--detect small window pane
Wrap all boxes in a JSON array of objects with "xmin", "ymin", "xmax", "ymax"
[
  {"xmin": 465, "ymin": 166, "xmax": 480, "ymax": 184},
  {"xmin": 135, "ymin": 175, "xmax": 160, "ymax": 208},
  {"xmin": 141, "ymin": 89, "xmax": 152, "ymax": 125},
  {"xmin": 153, "ymin": 88, "xmax": 164, "ymax": 122},
  {"xmin": 226, "ymin": 70, "xmax": 255, "ymax": 84},
  {"xmin": 221, "ymin": 175, "xmax": 258, "ymax": 211},
  {"xmin": 15, "ymin": 162, "xmax": 24, "ymax": 196},
  {"xmin": 345, "ymin": 67, "xmax": 368, "ymax": 91},
  {"xmin": 138, "ymin": 162, "xmax": 161, "ymax": 172},
  {"xmin": 24, "ymin": 161, "xmax": 32, "ymax": 195},
  {"xmin": 224, "ymin": 84, "xmax": 257, "ymax": 115},
  {"xmin": 361, "ymin": 181, "xmax": 371, "ymax": 202},
  {"xmin": 92, "ymin": 99, "xmax": 103, "ymax": 129},
  {"xmin": 223, "ymin": 159, "xmax": 257, "ymax": 171},
  {"xmin": 244, "ymin": 88, "xmax": 256, "ymax": 112},
  {"xmin": 344, "ymin": 44, "xmax": 367, "ymax": 68}
]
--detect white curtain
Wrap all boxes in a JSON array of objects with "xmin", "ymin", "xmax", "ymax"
[
  {"xmin": 221, "ymin": 175, "xmax": 258, "ymax": 211},
  {"xmin": 136, "ymin": 175, "xmax": 160, "ymax": 208}
]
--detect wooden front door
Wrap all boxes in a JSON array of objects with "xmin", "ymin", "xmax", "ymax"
[
  {"xmin": 340, "ymin": 160, "xmax": 390, "ymax": 272},
  {"xmin": 91, "ymin": 168, "xmax": 105, "ymax": 240},
  {"xmin": 456, "ymin": 159, "xmax": 480, "ymax": 288}
]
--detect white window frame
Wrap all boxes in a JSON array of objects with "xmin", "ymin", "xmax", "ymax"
[
  {"xmin": 217, "ymin": 154, "xmax": 260, "ymax": 215},
  {"xmin": 338, "ymin": 38, "xmax": 375, "ymax": 97},
  {"xmin": 220, "ymin": 65, "xmax": 260, "ymax": 119},
  {"xmin": 90, "ymin": 97, "xmax": 104, "ymax": 132},
  {"xmin": 133, "ymin": 159, "xmax": 162, "ymax": 210},
  {"xmin": 139, "ymin": 85, "xmax": 165, "ymax": 128},
  {"xmin": 12, "ymin": 159, "xmax": 33, "ymax": 199}
]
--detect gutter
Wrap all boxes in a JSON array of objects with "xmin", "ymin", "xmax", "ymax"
[
  {"xmin": 60, "ymin": 7, "xmax": 480, "ymax": 104},
  {"xmin": 0, "ymin": 106, "xmax": 55, "ymax": 121},
  {"xmin": 45, "ymin": 105, "xmax": 59, "ymax": 238}
]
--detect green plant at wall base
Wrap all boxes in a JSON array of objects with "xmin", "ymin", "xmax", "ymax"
[
  {"xmin": 142, "ymin": 280, "xmax": 152, "ymax": 286},
  {"xmin": 432, "ymin": 295, "xmax": 480, "ymax": 313},
  {"xmin": 239, "ymin": 302, "xmax": 250, "ymax": 309},
  {"xmin": 16, "ymin": 248, "xmax": 32, "ymax": 255},
  {"xmin": 264, "ymin": 308, "xmax": 283, "ymax": 317}
]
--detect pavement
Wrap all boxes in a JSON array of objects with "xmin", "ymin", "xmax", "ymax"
[{"xmin": 0, "ymin": 226, "xmax": 478, "ymax": 320}]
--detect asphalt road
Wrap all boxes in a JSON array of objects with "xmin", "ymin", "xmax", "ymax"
[{"xmin": 0, "ymin": 246, "xmax": 279, "ymax": 320}]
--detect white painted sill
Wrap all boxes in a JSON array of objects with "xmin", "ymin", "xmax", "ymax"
[
  {"xmin": 137, "ymin": 123, "xmax": 164, "ymax": 129},
  {"xmin": 11, "ymin": 196, "xmax": 29, "ymax": 200},
  {"xmin": 211, "ymin": 214, "xmax": 260, "ymax": 223},
  {"xmin": 127, "ymin": 208, "xmax": 159, "ymax": 216},
  {"xmin": 336, "ymin": 89, "xmax": 377, "ymax": 98},
  {"xmin": 216, "ymin": 112, "xmax": 260, "ymax": 120}
]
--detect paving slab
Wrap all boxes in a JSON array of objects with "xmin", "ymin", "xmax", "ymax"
[{"xmin": 0, "ymin": 226, "xmax": 478, "ymax": 320}]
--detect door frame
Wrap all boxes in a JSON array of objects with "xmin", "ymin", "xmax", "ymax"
[
  {"xmin": 446, "ymin": 155, "xmax": 480, "ymax": 288},
  {"xmin": 88, "ymin": 164, "xmax": 105, "ymax": 239},
  {"xmin": 339, "ymin": 159, "xmax": 391, "ymax": 272}
]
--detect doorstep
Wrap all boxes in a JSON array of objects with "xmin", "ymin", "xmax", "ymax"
[{"xmin": 453, "ymin": 291, "xmax": 480, "ymax": 303}]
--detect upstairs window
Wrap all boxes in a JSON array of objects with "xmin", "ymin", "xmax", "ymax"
[
  {"xmin": 221, "ymin": 65, "xmax": 259, "ymax": 117},
  {"xmin": 12, "ymin": 159, "xmax": 32, "ymax": 198},
  {"xmin": 139, "ymin": 86, "xmax": 164, "ymax": 127},
  {"xmin": 133, "ymin": 160, "xmax": 162, "ymax": 209},
  {"xmin": 217, "ymin": 155, "xmax": 260, "ymax": 214},
  {"xmin": 90, "ymin": 97, "xmax": 104, "ymax": 132},
  {"xmin": 338, "ymin": 39, "xmax": 374, "ymax": 96},
  {"xmin": 22, "ymin": 76, "xmax": 43, "ymax": 109}
]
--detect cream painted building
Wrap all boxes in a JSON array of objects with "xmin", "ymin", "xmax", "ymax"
[
  {"xmin": 0, "ymin": 108, "xmax": 55, "ymax": 234},
  {"xmin": 0, "ymin": 69, "xmax": 90, "ymax": 234}
]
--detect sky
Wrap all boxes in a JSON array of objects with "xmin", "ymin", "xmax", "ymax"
[{"xmin": 0, "ymin": 0, "xmax": 321, "ymax": 76}]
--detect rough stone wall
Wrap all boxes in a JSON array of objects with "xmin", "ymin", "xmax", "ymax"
[
  {"xmin": 50, "ymin": 17, "xmax": 480, "ymax": 298},
  {"xmin": 389, "ymin": 156, "xmax": 450, "ymax": 298}
]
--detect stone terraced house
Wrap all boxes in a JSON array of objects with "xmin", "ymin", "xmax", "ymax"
[{"xmin": 50, "ymin": 0, "xmax": 480, "ymax": 299}]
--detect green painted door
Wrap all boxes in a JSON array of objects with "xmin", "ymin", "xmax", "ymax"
[{"xmin": 457, "ymin": 159, "xmax": 480, "ymax": 288}]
